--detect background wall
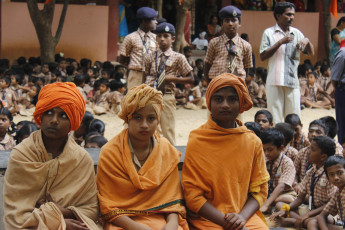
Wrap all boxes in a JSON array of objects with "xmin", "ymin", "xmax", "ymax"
[{"xmin": 1, "ymin": 2, "xmax": 109, "ymax": 64}]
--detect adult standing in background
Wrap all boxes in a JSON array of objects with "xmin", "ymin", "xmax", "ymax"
[
  {"xmin": 260, "ymin": 2, "xmax": 314, "ymax": 124},
  {"xmin": 206, "ymin": 15, "xmax": 222, "ymax": 41},
  {"xmin": 119, "ymin": 7, "xmax": 158, "ymax": 90},
  {"xmin": 330, "ymin": 17, "xmax": 345, "ymax": 65},
  {"xmin": 331, "ymin": 40, "xmax": 345, "ymax": 144}
]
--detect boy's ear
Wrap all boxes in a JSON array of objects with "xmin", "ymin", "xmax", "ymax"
[
  {"xmin": 171, "ymin": 35, "xmax": 176, "ymax": 43},
  {"xmin": 320, "ymin": 153, "xmax": 328, "ymax": 162}
]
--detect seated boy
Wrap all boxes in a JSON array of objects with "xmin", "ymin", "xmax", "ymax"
[
  {"xmin": 245, "ymin": 68, "xmax": 260, "ymax": 107},
  {"xmin": 275, "ymin": 122, "xmax": 299, "ymax": 163},
  {"xmin": 260, "ymin": 128, "xmax": 296, "ymax": 214},
  {"xmin": 92, "ymin": 79, "xmax": 111, "ymax": 115},
  {"xmin": 108, "ymin": 80, "xmax": 126, "ymax": 115},
  {"xmin": 285, "ymin": 113, "xmax": 310, "ymax": 151},
  {"xmin": 255, "ymin": 109, "xmax": 273, "ymax": 131},
  {"xmin": 184, "ymin": 77, "xmax": 206, "ymax": 110},
  {"xmin": 295, "ymin": 119, "xmax": 329, "ymax": 183},
  {"xmin": 270, "ymin": 136, "xmax": 337, "ymax": 229},
  {"xmin": 183, "ymin": 46, "xmax": 195, "ymax": 69},
  {"xmin": 317, "ymin": 156, "xmax": 345, "ymax": 229},
  {"xmin": 0, "ymin": 76, "xmax": 18, "ymax": 114}
]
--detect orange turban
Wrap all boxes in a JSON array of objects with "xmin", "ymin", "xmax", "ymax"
[
  {"xmin": 206, "ymin": 73, "xmax": 253, "ymax": 113},
  {"xmin": 119, "ymin": 84, "xmax": 163, "ymax": 123},
  {"xmin": 33, "ymin": 82, "xmax": 86, "ymax": 131}
]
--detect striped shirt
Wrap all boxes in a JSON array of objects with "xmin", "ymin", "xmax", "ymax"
[{"xmin": 260, "ymin": 24, "xmax": 305, "ymax": 89}]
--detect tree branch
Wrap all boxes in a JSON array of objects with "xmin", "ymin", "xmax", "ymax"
[
  {"xmin": 27, "ymin": 0, "xmax": 42, "ymax": 27},
  {"xmin": 54, "ymin": 0, "xmax": 69, "ymax": 44}
]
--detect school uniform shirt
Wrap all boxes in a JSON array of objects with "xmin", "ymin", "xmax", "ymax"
[
  {"xmin": 291, "ymin": 132, "xmax": 310, "ymax": 151},
  {"xmin": 190, "ymin": 86, "xmax": 201, "ymax": 100},
  {"xmin": 298, "ymin": 166, "xmax": 337, "ymax": 209},
  {"xmin": 204, "ymin": 33, "xmax": 252, "ymax": 79},
  {"xmin": 144, "ymin": 48, "xmax": 193, "ymax": 93},
  {"xmin": 93, "ymin": 90, "xmax": 110, "ymax": 108},
  {"xmin": 120, "ymin": 28, "xmax": 157, "ymax": 71},
  {"xmin": 266, "ymin": 153, "xmax": 296, "ymax": 194},
  {"xmin": 295, "ymin": 146, "xmax": 312, "ymax": 183},
  {"xmin": 324, "ymin": 188, "xmax": 345, "ymax": 221},
  {"xmin": 260, "ymin": 24, "xmax": 304, "ymax": 89},
  {"xmin": 246, "ymin": 80, "xmax": 259, "ymax": 98},
  {"xmin": 0, "ymin": 88, "xmax": 17, "ymax": 109},
  {"xmin": 0, "ymin": 133, "xmax": 16, "ymax": 151},
  {"xmin": 318, "ymin": 75, "xmax": 332, "ymax": 92},
  {"xmin": 282, "ymin": 145, "xmax": 298, "ymax": 164}
]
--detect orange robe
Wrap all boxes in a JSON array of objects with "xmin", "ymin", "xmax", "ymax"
[
  {"xmin": 182, "ymin": 118, "xmax": 270, "ymax": 230},
  {"xmin": 97, "ymin": 129, "xmax": 188, "ymax": 230}
]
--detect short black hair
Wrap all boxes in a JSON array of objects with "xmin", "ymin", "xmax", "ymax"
[
  {"xmin": 74, "ymin": 74, "xmax": 86, "ymax": 87},
  {"xmin": 245, "ymin": 122, "xmax": 262, "ymax": 137},
  {"xmin": 195, "ymin": 59, "xmax": 204, "ymax": 65},
  {"xmin": 309, "ymin": 119, "xmax": 329, "ymax": 137},
  {"xmin": 274, "ymin": 2, "xmax": 295, "ymax": 21},
  {"xmin": 320, "ymin": 65, "xmax": 330, "ymax": 75},
  {"xmin": 52, "ymin": 69, "xmax": 61, "ymax": 77},
  {"xmin": 320, "ymin": 116, "xmax": 338, "ymax": 139},
  {"xmin": 88, "ymin": 119, "xmax": 105, "ymax": 134},
  {"xmin": 312, "ymin": 136, "xmax": 336, "ymax": 157},
  {"xmin": 255, "ymin": 110, "xmax": 273, "ymax": 124},
  {"xmin": 285, "ymin": 113, "xmax": 302, "ymax": 126},
  {"xmin": 66, "ymin": 65, "xmax": 75, "ymax": 75},
  {"xmin": 255, "ymin": 67, "xmax": 267, "ymax": 83},
  {"xmin": 261, "ymin": 128, "xmax": 285, "ymax": 148},
  {"xmin": 337, "ymin": 16, "xmax": 345, "ymax": 26},
  {"xmin": 17, "ymin": 56, "xmax": 26, "ymax": 65},
  {"xmin": 275, "ymin": 122, "xmax": 294, "ymax": 146},
  {"xmin": 109, "ymin": 80, "xmax": 125, "ymax": 91},
  {"xmin": 184, "ymin": 46, "xmax": 192, "ymax": 53},
  {"xmin": 1, "ymin": 76, "xmax": 11, "ymax": 86},
  {"xmin": 98, "ymin": 78, "xmax": 109, "ymax": 88},
  {"xmin": 247, "ymin": 68, "xmax": 255, "ymax": 77},
  {"xmin": 240, "ymin": 33, "xmax": 248, "ymax": 41},
  {"xmin": 115, "ymin": 64, "xmax": 125, "ymax": 72},
  {"xmin": 324, "ymin": 155, "xmax": 345, "ymax": 177},
  {"xmin": 85, "ymin": 135, "xmax": 108, "ymax": 148},
  {"xmin": 308, "ymin": 71, "xmax": 318, "ymax": 79}
]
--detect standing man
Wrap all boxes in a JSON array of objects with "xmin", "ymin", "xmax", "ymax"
[
  {"xmin": 331, "ymin": 40, "xmax": 345, "ymax": 144},
  {"xmin": 204, "ymin": 5, "xmax": 253, "ymax": 83},
  {"xmin": 119, "ymin": 7, "xmax": 158, "ymax": 90},
  {"xmin": 260, "ymin": 2, "xmax": 314, "ymax": 124}
]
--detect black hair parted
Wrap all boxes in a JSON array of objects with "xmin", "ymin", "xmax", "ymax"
[
  {"xmin": 324, "ymin": 155, "xmax": 345, "ymax": 177},
  {"xmin": 260, "ymin": 128, "xmax": 285, "ymax": 148}
]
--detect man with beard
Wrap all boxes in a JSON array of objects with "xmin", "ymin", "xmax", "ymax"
[{"xmin": 260, "ymin": 2, "xmax": 314, "ymax": 124}]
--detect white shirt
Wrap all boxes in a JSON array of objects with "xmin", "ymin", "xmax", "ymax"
[
  {"xmin": 192, "ymin": 38, "xmax": 208, "ymax": 50},
  {"xmin": 260, "ymin": 24, "xmax": 305, "ymax": 88}
]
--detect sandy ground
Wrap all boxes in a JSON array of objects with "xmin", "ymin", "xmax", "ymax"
[{"xmin": 0, "ymin": 107, "xmax": 336, "ymax": 230}]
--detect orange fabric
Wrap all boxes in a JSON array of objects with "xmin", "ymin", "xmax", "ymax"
[
  {"xmin": 118, "ymin": 84, "xmax": 163, "ymax": 123},
  {"xmin": 96, "ymin": 129, "xmax": 188, "ymax": 229},
  {"xmin": 329, "ymin": 0, "xmax": 338, "ymax": 19},
  {"xmin": 205, "ymin": 73, "xmax": 253, "ymax": 113},
  {"xmin": 33, "ymin": 82, "xmax": 86, "ymax": 131},
  {"xmin": 182, "ymin": 117, "xmax": 270, "ymax": 228}
]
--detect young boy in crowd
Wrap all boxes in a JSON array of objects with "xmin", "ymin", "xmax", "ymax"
[
  {"xmin": 101, "ymin": 69, "xmax": 112, "ymax": 80},
  {"xmin": 174, "ymin": 84, "xmax": 187, "ymax": 106},
  {"xmin": 295, "ymin": 119, "xmax": 329, "ymax": 183},
  {"xmin": 38, "ymin": 63, "xmax": 51, "ymax": 84},
  {"xmin": 74, "ymin": 74, "xmax": 88, "ymax": 102},
  {"xmin": 275, "ymin": 122, "xmax": 299, "ymax": 163},
  {"xmin": 321, "ymin": 116, "xmax": 344, "ymax": 156},
  {"xmin": 184, "ymin": 77, "xmax": 206, "ymax": 110},
  {"xmin": 0, "ymin": 76, "xmax": 18, "ymax": 114},
  {"xmin": 270, "ymin": 136, "xmax": 337, "ymax": 229},
  {"xmin": 285, "ymin": 113, "xmax": 310, "ymax": 151},
  {"xmin": 260, "ymin": 128, "xmax": 296, "ymax": 214},
  {"xmin": 245, "ymin": 68, "xmax": 259, "ymax": 107},
  {"xmin": 183, "ymin": 46, "xmax": 195, "ymax": 69},
  {"xmin": 319, "ymin": 64, "xmax": 332, "ymax": 93},
  {"xmin": 108, "ymin": 80, "xmax": 126, "ymax": 115},
  {"xmin": 66, "ymin": 65, "xmax": 76, "ymax": 82},
  {"xmin": 255, "ymin": 67, "xmax": 267, "ymax": 107},
  {"xmin": 92, "ymin": 79, "xmax": 110, "ymax": 115},
  {"xmin": 144, "ymin": 22, "xmax": 193, "ymax": 145},
  {"xmin": 194, "ymin": 59, "xmax": 204, "ymax": 80},
  {"xmin": 317, "ymin": 156, "xmax": 345, "ymax": 229},
  {"xmin": 255, "ymin": 109, "xmax": 273, "ymax": 131}
]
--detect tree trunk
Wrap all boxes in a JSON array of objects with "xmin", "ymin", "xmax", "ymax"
[
  {"xmin": 157, "ymin": 0, "xmax": 163, "ymax": 18},
  {"xmin": 321, "ymin": 0, "xmax": 331, "ymax": 60},
  {"xmin": 173, "ymin": 0, "xmax": 192, "ymax": 53},
  {"xmin": 27, "ymin": 0, "xmax": 69, "ymax": 63}
]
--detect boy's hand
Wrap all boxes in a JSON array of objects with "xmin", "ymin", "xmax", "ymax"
[
  {"xmin": 259, "ymin": 204, "xmax": 269, "ymax": 213},
  {"xmin": 65, "ymin": 219, "xmax": 89, "ymax": 230},
  {"xmin": 165, "ymin": 75, "xmax": 177, "ymax": 83},
  {"xmin": 269, "ymin": 210, "xmax": 286, "ymax": 220},
  {"xmin": 223, "ymin": 213, "xmax": 246, "ymax": 230},
  {"xmin": 294, "ymin": 213, "xmax": 309, "ymax": 228}
]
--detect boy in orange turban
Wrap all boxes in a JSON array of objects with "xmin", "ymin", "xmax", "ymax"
[
  {"xmin": 97, "ymin": 84, "xmax": 188, "ymax": 230},
  {"xmin": 4, "ymin": 82, "xmax": 99, "ymax": 229},
  {"xmin": 182, "ymin": 73, "xmax": 270, "ymax": 229}
]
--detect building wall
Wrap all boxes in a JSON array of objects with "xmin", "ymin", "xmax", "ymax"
[{"xmin": 1, "ymin": 2, "xmax": 109, "ymax": 64}]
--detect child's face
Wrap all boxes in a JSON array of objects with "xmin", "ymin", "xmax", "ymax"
[
  {"xmin": 327, "ymin": 164, "xmax": 345, "ymax": 190},
  {"xmin": 210, "ymin": 87, "xmax": 240, "ymax": 128},
  {"xmin": 185, "ymin": 50, "xmax": 192, "ymax": 58},
  {"xmin": 315, "ymin": 65, "xmax": 321, "ymax": 75},
  {"xmin": 87, "ymin": 69, "xmax": 94, "ymax": 78},
  {"xmin": 0, "ymin": 114, "xmax": 10, "ymax": 135},
  {"xmin": 42, "ymin": 64, "xmax": 49, "ymax": 74},
  {"xmin": 325, "ymin": 68, "xmax": 331, "ymax": 77},
  {"xmin": 0, "ymin": 79, "xmax": 9, "ymax": 89},
  {"xmin": 99, "ymin": 84, "xmax": 108, "ymax": 93},
  {"xmin": 263, "ymin": 143, "xmax": 283, "ymax": 162},
  {"xmin": 222, "ymin": 17, "xmax": 240, "ymax": 36},
  {"xmin": 119, "ymin": 86, "xmax": 126, "ymax": 94},
  {"xmin": 308, "ymin": 124, "xmax": 325, "ymax": 140},
  {"xmin": 101, "ymin": 71, "xmax": 110, "ymax": 80},
  {"xmin": 245, "ymin": 75, "xmax": 253, "ymax": 83},
  {"xmin": 308, "ymin": 140, "xmax": 325, "ymax": 164},
  {"xmin": 293, "ymin": 124, "xmax": 303, "ymax": 138},
  {"xmin": 28, "ymin": 86, "xmax": 38, "ymax": 97},
  {"xmin": 255, "ymin": 114, "xmax": 272, "ymax": 131},
  {"xmin": 59, "ymin": 60, "xmax": 67, "ymax": 70},
  {"xmin": 307, "ymin": 73, "xmax": 316, "ymax": 85},
  {"xmin": 37, "ymin": 80, "xmax": 43, "ymax": 87},
  {"xmin": 51, "ymin": 74, "xmax": 57, "ymax": 82},
  {"xmin": 197, "ymin": 62, "xmax": 204, "ymax": 70},
  {"xmin": 56, "ymin": 77, "xmax": 63, "ymax": 83},
  {"xmin": 10, "ymin": 76, "xmax": 17, "ymax": 86},
  {"xmin": 156, "ymin": 33, "xmax": 175, "ymax": 51}
]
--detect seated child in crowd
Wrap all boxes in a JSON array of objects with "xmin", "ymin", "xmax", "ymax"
[
  {"xmin": 184, "ymin": 77, "xmax": 206, "ymax": 110},
  {"xmin": 320, "ymin": 116, "xmax": 344, "ymax": 155},
  {"xmin": 260, "ymin": 128, "xmax": 296, "ymax": 214},
  {"xmin": 15, "ymin": 122, "xmax": 38, "ymax": 145},
  {"xmin": 193, "ymin": 59, "xmax": 204, "ymax": 81},
  {"xmin": 174, "ymin": 84, "xmax": 188, "ymax": 106},
  {"xmin": 301, "ymin": 71, "xmax": 332, "ymax": 109},
  {"xmin": 285, "ymin": 113, "xmax": 310, "ymax": 151},
  {"xmin": 74, "ymin": 74, "xmax": 88, "ymax": 102},
  {"xmin": 270, "ymin": 136, "xmax": 337, "ymax": 229},
  {"xmin": 84, "ymin": 132, "xmax": 108, "ymax": 148},
  {"xmin": 318, "ymin": 64, "xmax": 333, "ymax": 98},
  {"xmin": 108, "ymin": 80, "xmax": 125, "ymax": 115},
  {"xmin": 70, "ymin": 111, "xmax": 94, "ymax": 146},
  {"xmin": 184, "ymin": 46, "xmax": 196, "ymax": 69},
  {"xmin": 244, "ymin": 121, "xmax": 262, "ymax": 138},
  {"xmin": 317, "ymin": 156, "xmax": 345, "ymax": 229},
  {"xmin": 92, "ymin": 79, "xmax": 110, "ymax": 115},
  {"xmin": 275, "ymin": 122, "xmax": 299, "ymax": 164},
  {"xmin": 0, "ymin": 108, "xmax": 16, "ymax": 150},
  {"xmin": 0, "ymin": 76, "xmax": 18, "ymax": 114},
  {"xmin": 295, "ymin": 119, "xmax": 329, "ymax": 183},
  {"xmin": 255, "ymin": 109, "xmax": 273, "ymax": 131},
  {"xmin": 88, "ymin": 119, "xmax": 105, "ymax": 136},
  {"xmin": 245, "ymin": 68, "xmax": 260, "ymax": 107},
  {"xmin": 255, "ymin": 67, "xmax": 267, "ymax": 107}
]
